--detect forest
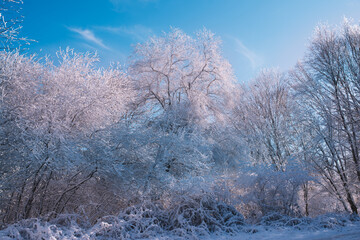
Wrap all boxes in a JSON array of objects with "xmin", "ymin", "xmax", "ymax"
[{"xmin": 0, "ymin": 1, "xmax": 360, "ymax": 239}]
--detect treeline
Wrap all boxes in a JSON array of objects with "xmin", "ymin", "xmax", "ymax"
[{"xmin": 0, "ymin": 14, "xmax": 360, "ymax": 227}]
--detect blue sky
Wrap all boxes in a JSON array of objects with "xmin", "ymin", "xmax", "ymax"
[{"xmin": 22, "ymin": 0, "xmax": 360, "ymax": 82}]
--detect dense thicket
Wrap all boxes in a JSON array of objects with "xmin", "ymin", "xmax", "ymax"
[{"xmin": 0, "ymin": 4, "xmax": 359, "ymax": 233}]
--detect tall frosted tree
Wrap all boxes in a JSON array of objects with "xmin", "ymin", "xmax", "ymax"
[
  {"xmin": 292, "ymin": 19, "xmax": 360, "ymax": 214},
  {"xmin": 129, "ymin": 28, "xmax": 237, "ymax": 127},
  {"xmin": 124, "ymin": 29, "xmax": 241, "ymax": 197},
  {"xmin": 0, "ymin": 49, "xmax": 135, "ymax": 223}
]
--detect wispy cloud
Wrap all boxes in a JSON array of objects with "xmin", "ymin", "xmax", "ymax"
[
  {"xmin": 232, "ymin": 37, "xmax": 262, "ymax": 69},
  {"xmin": 100, "ymin": 25, "xmax": 153, "ymax": 42},
  {"xmin": 68, "ymin": 27, "xmax": 110, "ymax": 50}
]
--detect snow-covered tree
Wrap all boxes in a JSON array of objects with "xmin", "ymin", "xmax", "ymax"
[
  {"xmin": 129, "ymin": 28, "xmax": 237, "ymax": 127},
  {"xmin": 0, "ymin": 49, "xmax": 135, "ymax": 223},
  {"xmin": 234, "ymin": 69, "xmax": 299, "ymax": 171},
  {"xmin": 292, "ymin": 19, "xmax": 360, "ymax": 214},
  {"xmin": 118, "ymin": 29, "xmax": 242, "ymax": 199},
  {"xmin": 231, "ymin": 69, "xmax": 311, "ymax": 217},
  {"xmin": 0, "ymin": 0, "xmax": 29, "ymax": 50}
]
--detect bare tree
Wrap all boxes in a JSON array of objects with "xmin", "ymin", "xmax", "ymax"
[
  {"xmin": 234, "ymin": 70, "xmax": 298, "ymax": 171},
  {"xmin": 292, "ymin": 19, "xmax": 360, "ymax": 214}
]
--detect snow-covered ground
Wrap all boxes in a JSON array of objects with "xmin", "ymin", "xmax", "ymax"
[
  {"xmin": 210, "ymin": 224, "xmax": 360, "ymax": 240},
  {"xmin": 1, "ymin": 210, "xmax": 359, "ymax": 240},
  {"xmin": 1, "ymin": 222, "xmax": 359, "ymax": 240}
]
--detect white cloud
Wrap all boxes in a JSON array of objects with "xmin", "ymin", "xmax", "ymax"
[
  {"xmin": 68, "ymin": 27, "xmax": 110, "ymax": 50},
  {"xmin": 101, "ymin": 25, "xmax": 153, "ymax": 41},
  {"xmin": 232, "ymin": 37, "xmax": 262, "ymax": 69}
]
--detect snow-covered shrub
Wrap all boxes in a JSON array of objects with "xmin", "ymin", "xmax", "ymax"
[
  {"xmin": 1, "ymin": 207, "xmax": 359, "ymax": 240},
  {"xmin": 260, "ymin": 212, "xmax": 292, "ymax": 226},
  {"xmin": 258, "ymin": 212, "xmax": 359, "ymax": 231},
  {"xmin": 88, "ymin": 202, "xmax": 167, "ymax": 239},
  {"xmin": 0, "ymin": 196, "xmax": 246, "ymax": 240},
  {"xmin": 235, "ymin": 164, "xmax": 310, "ymax": 220},
  {"xmin": 167, "ymin": 195, "xmax": 245, "ymax": 234},
  {"xmin": 89, "ymin": 195, "xmax": 245, "ymax": 239},
  {"xmin": 0, "ymin": 216, "xmax": 88, "ymax": 240},
  {"xmin": 112, "ymin": 196, "xmax": 243, "ymax": 238},
  {"xmin": 312, "ymin": 213, "xmax": 356, "ymax": 230},
  {"xmin": 259, "ymin": 212, "xmax": 310, "ymax": 229}
]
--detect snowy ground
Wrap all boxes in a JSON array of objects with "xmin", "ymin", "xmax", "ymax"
[
  {"xmin": 1, "ymin": 200, "xmax": 359, "ymax": 240},
  {"xmin": 1, "ymin": 218, "xmax": 359, "ymax": 240},
  {"xmin": 209, "ymin": 224, "xmax": 360, "ymax": 240}
]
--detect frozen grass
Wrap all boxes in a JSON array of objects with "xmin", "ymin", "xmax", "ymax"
[{"xmin": 0, "ymin": 197, "xmax": 359, "ymax": 240}]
